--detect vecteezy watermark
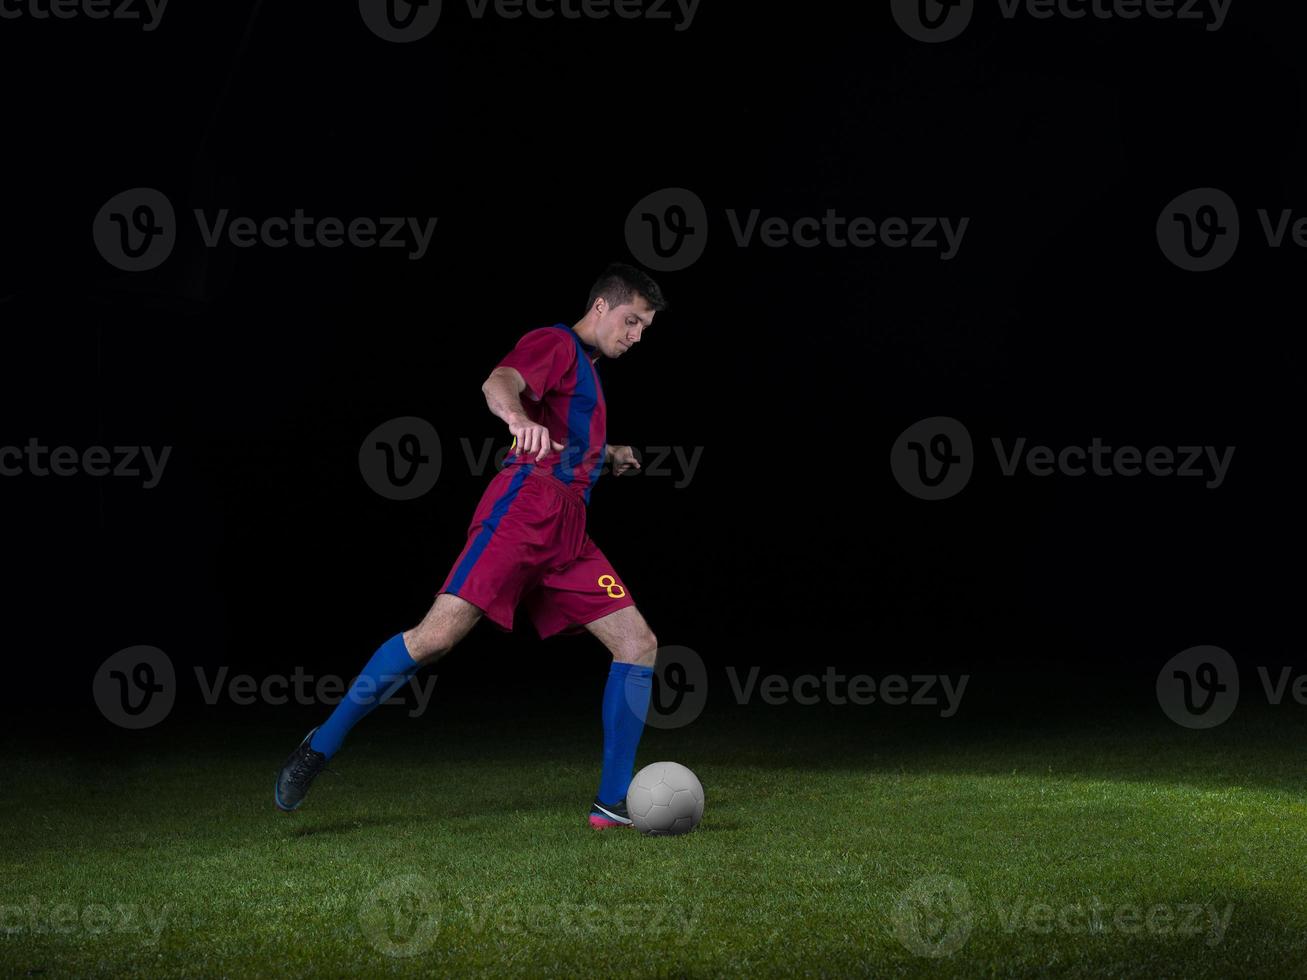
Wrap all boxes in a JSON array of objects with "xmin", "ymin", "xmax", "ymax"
[
  {"xmin": 93, "ymin": 188, "xmax": 437, "ymax": 272},
  {"xmin": 988, "ymin": 895, "xmax": 1234, "ymax": 946},
  {"xmin": 635, "ymin": 648, "xmax": 968, "ymax": 729},
  {"xmin": 625, "ymin": 188, "xmax": 968, "ymax": 272},
  {"xmin": 358, "ymin": 875, "xmax": 441, "ymax": 958},
  {"xmin": 93, "ymin": 646, "xmax": 177, "ymax": 729},
  {"xmin": 0, "ymin": 439, "xmax": 171, "ymax": 488},
  {"xmin": 1158, "ymin": 645, "xmax": 1307, "ymax": 729},
  {"xmin": 457, "ymin": 438, "xmax": 704, "ymax": 487},
  {"xmin": 359, "ymin": 417, "xmax": 443, "ymax": 501},
  {"xmin": 462, "ymin": 897, "xmax": 698, "ymax": 940},
  {"xmin": 891, "ymin": 875, "xmax": 1234, "ymax": 957},
  {"xmin": 359, "ymin": 416, "xmax": 706, "ymax": 499},
  {"xmin": 0, "ymin": 0, "xmax": 170, "ymax": 30},
  {"xmin": 93, "ymin": 646, "xmax": 436, "ymax": 729},
  {"xmin": 0, "ymin": 897, "xmax": 174, "ymax": 945},
  {"xmin": 356, "ymin": 876, "xmax": 696, "ymax": 958},
  {"xmin": 891, "ymin": 0, "xmax": 1230, "ymax": 43},
  {"xmin": 1156, "ymin": 187, "xmax": 1307, "ymax": 272},
  {"xmin": 193, "ymin": 666, "xmax": 436, "ymax": 718},
  {"xmin": 1156, "ymin": 645, "xmax": 1239, "ymax": 729},
  {"xmin": 357, "ymin": 0, "xmax": 699, "ymax": 43},
  {"xmin": 640, "ymin": 645, "xmax": 710, "ymax": 730},
  {"xmin": 891, "ymin": 417, "xmax": 1235, "ymax": 500},
  {"xmin": 727, "ymin": 667, "xmax": 968, "ymax": 717},
  {"xmin": 892, "ymin": 875, "xmax": 975, "ymax": 957}
]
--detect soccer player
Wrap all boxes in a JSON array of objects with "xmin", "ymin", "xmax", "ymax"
[{"xmin": 276, "ymin": 263, "xmax": 668, "ymax": 829}]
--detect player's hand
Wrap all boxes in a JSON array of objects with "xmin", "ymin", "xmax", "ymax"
[
  {"xmin": 508, "ymin": 416, "xmax": 564, "ymax": 462},
  {"xmin": 610, "ymin": 445, "xmax": 641, "ymax": 476}
]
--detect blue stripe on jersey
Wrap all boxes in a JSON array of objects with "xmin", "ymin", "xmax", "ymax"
[
  {"xmin": 582, "ymin": 348, "xmax": 606, "ymax": 504},
  {"xmin": 552, "ymin": 329, "xmax": 598, "ymax": 488},
  {"xmin": 447, "ymin": 466, "xmax": 532, "ymax": 594},
  {"xmin": 584, "ymin": 440, "xmax": 606, "ymax": 504}
]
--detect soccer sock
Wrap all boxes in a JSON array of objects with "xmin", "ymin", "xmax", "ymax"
[
  {"xmin": 597, "ymin": 661, "xmax": 654, "ymax": 805},
  {"xmin": 309, "ymin": 632, "xmax": 419, "ymax": 760}
]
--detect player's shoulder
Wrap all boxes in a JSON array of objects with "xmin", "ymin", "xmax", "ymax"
[
  {"xmin": 517, "ymin": 323, "xmax": 577, "ymax": 346},
  {"xmin": 514, "ymin": 324, "xmax": 580, "ymax": 358}
]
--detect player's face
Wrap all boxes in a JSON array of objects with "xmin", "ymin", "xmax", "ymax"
[{"xmin": 597, "ymin": 295, "xmax": 655, "ymax": 358}]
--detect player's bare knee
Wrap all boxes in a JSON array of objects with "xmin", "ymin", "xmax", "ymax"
[
  {"xmin": 402, "ymin": 627, "xmax": 452, "ymax": 666},
  {"xmin": 613, "ymin": 629, "xmax": 657, "ymax": 667}
]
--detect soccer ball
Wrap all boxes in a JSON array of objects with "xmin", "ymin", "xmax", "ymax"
[{"xmin": 627, "ymin": 761, "xmax": 704, "ymax": 836}]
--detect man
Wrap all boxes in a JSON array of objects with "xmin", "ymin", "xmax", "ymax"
[{"xmin": 276, "ymin": 263, "xmax": 668, "ymax": 829}]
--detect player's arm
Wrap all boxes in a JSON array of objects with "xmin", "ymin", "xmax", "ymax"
[{"xmin": 481, "ymin": 367, "xmax": 563, "ymax": 463}]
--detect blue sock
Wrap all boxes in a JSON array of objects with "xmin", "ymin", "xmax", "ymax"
[
  {"xmin": 597, "ymin": 662, "xmax": 654, "ymax": 805},
  {"xmin": 310, "ymin": 633, "xmax": 419, "ymax": 759}
]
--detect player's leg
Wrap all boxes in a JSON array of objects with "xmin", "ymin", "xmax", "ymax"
[
  {"xmin": 312, "ymin": 592, "xmax": 483, "ymax": 754},
  {"xmin": 585, "ymin": 604, "xmax": 658, "ymax": 666},
  {"xmin": 275, "ymin": 466, "xmax": 551, "ymax": 812},
  {"xmin": 522, "ymin": 535, "xmax": 655, "ymax": 827},
  {"xmin": 585, "ymin": 606, "xmax": 659, "ymax": 827},
  {"xmin": 403, "ymin": 591, "xmax": 485, "ymax": 665},
  {"xmin": 274, "ymin": 594, "xmax": 483, "ymax": 811}
]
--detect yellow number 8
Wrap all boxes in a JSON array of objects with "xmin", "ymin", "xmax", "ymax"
[{"xmin": 598, "ymin": 574, "xmax": 626, "ymax": 599}]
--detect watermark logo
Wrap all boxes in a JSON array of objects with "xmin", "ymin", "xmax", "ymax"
[
  {"xmin": 891, "ymin": 0, "xmax": 975, "ymax": 43},
  {"xmin": 360, "ymin": 0, "xmax": 699, "ymax": 40},
  {"xmin": 93, "ymin": 188, "xmax": 176, "ymax": 272},
  {"xmin": 891, "ymin": 416, "xmax": 974, "ymax": 500},
  {"xmin": 892, "ymin": 418, "xmax": 1235, "ymax": 500},
  {"xmin": 93, "ymin": 646, "xmax": 176, "ymax": 729},
  {"xmin": 626, "ymin": 187, "xmax": 709, "ymax": 272},
  {"xmin": 359, "ymin": 421, "xmax": 704, "ymax": 499},
  {"xmin": 1157, "ymin": 188, "xmax": 1240, "ymax": 271},
  {"xmin": 641, "ymin": 645, "xmax": 709, "ymax": 730},
  {"xmin": 359, "ymin": 417, "xmax": 442, "ymax": 500},
  {"xmin": 989, "ymin": 895, "xmax": 1233, "ymax": 945},
  {"xmin": 636, "ymin": 653, "xmax": 968, "ymax": 727},
  {"xmin": 95, "ymin": 649, "xmax": 436, "ymax": 729},
  {"xmin": 728, "ymin": 667, "xmax": 968, "ymax": 717},
  {"xmin": 892, "ymin": 875, "xmax": 975, "ymax": 957},
  {"xmin": 626, "ymin": 188, "xmax": 967, "ymax": 270},
  {"xmin": 358, "ymin": 875, "xmax": 441, "ymax": 957},
  {"xmin": 0, "ymin": 439, "xmax": 171, "ymax": 488},
  {"xmin": 1158, "ymin": 186, "xmax": 1307, "ymax": 272},
  {"xmin": 892, "ymin": 875, "xmax": 1234, "ymax": 956},
  {"xmin": 1157, "ymin": 645, "xmax": 1239, "ymax": 729},
  {"xmin": 1157, "ymin": 647, "xmax": 1307, "ymax": 728},
  {"xmin": 359, "ymin": 0, "xmax": 443, "ymax": 42},
  {"xmin": 0, "ymin": 0, "xmax": 170, "ymax": 30},
  {"xmin": 94, "ymin": 190, "xmax": 438, "ymax": 270},
  {"xmin": 0, "ymin": 898, "xmax": 174, "ymax": 945},
  {"xmin": 893, "ymin": 0, "xmax": 1231, "ymax": 41},
  {"xmin": 193, "ymin": 666, "xmax": 436, "ymax": 718},
  {"xmin": 463, "ymin": 897, "xmax": 698, "ymax": 938}
]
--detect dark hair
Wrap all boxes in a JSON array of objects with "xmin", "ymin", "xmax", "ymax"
[{"xmin": 585, "ymin": 262, "xmax": 668, "ymax": 316}]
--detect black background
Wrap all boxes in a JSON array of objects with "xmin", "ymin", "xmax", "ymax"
[{"xmin": 0, "ymin": 1, "xmax": 1300, "ymax": 724}]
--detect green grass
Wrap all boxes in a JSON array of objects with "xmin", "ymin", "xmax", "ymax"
[{"xmin": 4, "ymin": 695, "xmax": 1307, "ymax": 977}]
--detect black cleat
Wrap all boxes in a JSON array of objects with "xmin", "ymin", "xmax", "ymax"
[
  {"xmin": 588, "ymin": 796, "xmax": 632, "ymax": 829},
  {"xmin": 275, "ymin": 728, "xmax": 329, "ymax": 812}
]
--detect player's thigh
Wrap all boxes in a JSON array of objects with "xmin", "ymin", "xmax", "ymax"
[
  {"xmin": 585, "ymin": 605, "xmax": 658, "ymax": 665},
  {"xmin": 404, "ymin": 592, "xmax": 482, "ymax": 663}
]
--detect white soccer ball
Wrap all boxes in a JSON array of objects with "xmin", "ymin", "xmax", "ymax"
[{"xmin": 627, "ymin": 761, "xmax": 704, "ymax": 836}]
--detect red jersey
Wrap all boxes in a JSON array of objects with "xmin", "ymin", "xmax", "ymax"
[{"xmin": 496, "ymin": 324, "xmax": 607, "ymax": 504}]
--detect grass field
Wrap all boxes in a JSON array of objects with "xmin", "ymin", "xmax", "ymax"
[{"xmin": 4, "ymin": 690, "xmax": 1307, "ymax": 977}]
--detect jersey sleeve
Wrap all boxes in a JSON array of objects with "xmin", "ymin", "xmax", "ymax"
[{"xmin": 495, "ymin": 328, "xmax": 576, "ymax": 401}]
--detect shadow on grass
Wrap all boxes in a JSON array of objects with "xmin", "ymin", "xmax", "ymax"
[{"xmin": 286, "ymin": 814, "xmax": 410, "ymax": 837}]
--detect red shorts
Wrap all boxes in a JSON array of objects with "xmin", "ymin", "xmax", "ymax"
[{"xmin": 438, "ymin": 466, "xmax": 635, "ymax": 638}]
